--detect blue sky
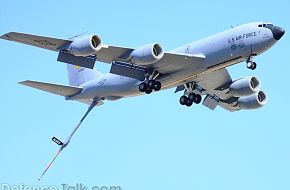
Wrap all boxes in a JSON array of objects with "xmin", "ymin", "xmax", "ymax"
[{"xmin": 0, "ymin": 0, "xmax": 289, "ymax": 190}]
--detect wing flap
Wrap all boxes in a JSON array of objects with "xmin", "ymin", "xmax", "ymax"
[
  {"xmin": 0, "ymin": 32, "xmax": 71, "ymax": 51},
  {"xmin": 19, "ymin": 80, "xmax": 82, "ymax": 97},
  {"xmin": 202, "ymin": 95, "xmax": 219, "ymax": 110}
]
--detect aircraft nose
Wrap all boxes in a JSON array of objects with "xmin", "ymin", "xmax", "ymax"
[{"xmin": 272, "ymin": 26, "xmax": 285, "ymax": 40}]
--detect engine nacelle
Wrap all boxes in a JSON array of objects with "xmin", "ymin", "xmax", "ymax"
[
  {"xmin": 237, "ymin": 91, "xmax": 268, "ymax": 110},
  {"xmin": 68, "ymin": 35, "xmax": 102, "ymax": 56},
  {"xmin": 229, "ymin": 77, "xmax": 260, "ymax": 97},
  {"xmin": 130, "ymin": 43, "xmax": 164, "ymax": 65}
]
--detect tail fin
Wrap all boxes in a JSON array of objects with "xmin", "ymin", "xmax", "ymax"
[{"xmin": 67, "ymin": 64, "xmax": 104, "ymax": 86}]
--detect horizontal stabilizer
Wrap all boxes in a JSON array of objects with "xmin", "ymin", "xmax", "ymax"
[
  {"xmin": 19, "ymin": 80, "xmax": 82, "ymax": 97},
  {"xmin": 0, "ymin": 32, "xmax": 71, "ymax": 51}
]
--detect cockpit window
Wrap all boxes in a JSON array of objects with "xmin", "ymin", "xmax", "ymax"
[{"xmin": 258, "ymin": 23, "xmax": 274, "ymax": 28}]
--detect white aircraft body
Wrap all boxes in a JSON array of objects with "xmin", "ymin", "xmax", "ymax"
[{"xmin": 0, "ymin": 22, "xmax": 285, "ymax": 179}]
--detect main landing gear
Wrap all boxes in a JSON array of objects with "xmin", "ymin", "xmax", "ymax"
[
  {"xmin": 139, "ymin": 80, "xmax": 162, "ymax": 94},
  {"xmin": 179, "ymin": 83, "xmax": 203, "ymax": 107},
  {"xmin": 246, "ymin": 55, "xmax": 257, "ymax": 70},
  {"xmin": 139, "ymin": 69, "xmax": 162, "ymax": 94},
  {"xmin": 180, "ymin": 93, "xmax": 202, "ymax": 107}
]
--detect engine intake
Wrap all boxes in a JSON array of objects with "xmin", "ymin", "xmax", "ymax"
[
  {"xmin": 130, "ymin": 43, "xmax": 164, "ymax": 65},
  {"xmin": 237, "ymin": 90, "xmax": 268, "ymax": 110},
  {"xmin": 230, "ymin": 76, "xmax": 260, "ymax": 97},
  {"xmin": 68, "ymin": 35, "xmax": 102, "ymax": 56}
]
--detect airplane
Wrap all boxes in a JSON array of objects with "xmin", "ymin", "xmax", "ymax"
[{"xmin": 0, "ymin": 22, "xmax": 285, "ymax": 179}]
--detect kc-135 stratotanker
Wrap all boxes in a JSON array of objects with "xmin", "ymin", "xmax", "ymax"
[{"xmin": 1, "ymin": 22, "xmax": 285, "ymax": 179}]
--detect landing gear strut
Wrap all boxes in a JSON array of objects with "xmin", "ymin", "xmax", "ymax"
[
  {"xmin": 179, "ymin": 83, "xmax": 203, "ymax": 107},
  {"xmin": 246, "ymin": 56, "xmax": 257, "ymax": 70}
]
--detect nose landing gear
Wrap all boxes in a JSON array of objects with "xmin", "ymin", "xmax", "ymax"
[
  {"xmin": 247, "ymin": 61, "xmax": 257, "ymax": 70},
  {"xmin": 246, "ymin": 55, "xmax": 257, "ymax": 70}
]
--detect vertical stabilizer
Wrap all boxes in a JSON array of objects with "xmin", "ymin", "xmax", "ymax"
[{"xmin": 67, "ymin": 64, "xmax": 104, "ymax": 86}]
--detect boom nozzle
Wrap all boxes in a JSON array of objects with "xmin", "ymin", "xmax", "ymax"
[{"xmin": 38, "ymin": 149, "xmax": 61, "ymax": 180}]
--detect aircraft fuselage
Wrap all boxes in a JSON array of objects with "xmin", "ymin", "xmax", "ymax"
[{"xmin": 72, "ymin": 22, "xmax": 283, "ymax": 101}]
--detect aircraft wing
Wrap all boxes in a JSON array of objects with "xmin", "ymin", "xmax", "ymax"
[
  {"xmin": 1, "ymin": 32, "xmax": 205, "ymax": 75},
  {"xmin": 98, "ymin": 45, "xmax": 205, "ymax": 80},
  {"xmin": 0, "ymin": 32, "xmax": 72, "ymax": 51}
]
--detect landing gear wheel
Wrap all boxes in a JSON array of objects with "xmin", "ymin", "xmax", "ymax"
[
  {"xmin": 193, "ymin": 94, "xmax": 202, "ymax": 104},
  {"xmin": 139, "ymin": 82, "xmax": 147, "ymax": 92},
  {"xmin": 179, "ymin": 95, "xmax": 188, "ymax": 105},
  {"xmin": 144, "ymin": 86, "xmax": 153, "ymax": 94},
  {"xmin": 153, "ymin": 81, "xmax": 162, "ymax": 91},
  {"xmin": 247, "ymin": 62, "xmax": 257, "ymax": 70},
  {"xmin": 188, "ymin": 93, "xmax": 197, "ymax": 102},
  {"xmin": 251, "ymin": 62, "xmax": 257, "ymax": 70},
  {"xmin": 186, "ymin": 100, "xmax": 193, "ymax": 107},
  {"xmin": 148, "ymin": 80, "xmax": 155, "ymax": 89}
]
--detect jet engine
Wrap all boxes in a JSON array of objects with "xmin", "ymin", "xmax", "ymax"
[
  {"xmin": 68, "ymin": 35, "xmax": 102, "ymax": 56},
  {"xmin": 237, "ymin": 91, "xmax": 268, "ymax": 110},
  {"xmin": 130, "ymin": 43, "xmax": 164, "ymax": 65},
  {"xmin": 229, "ymin": 77, "xmax": 260, "ymax": 97}
]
